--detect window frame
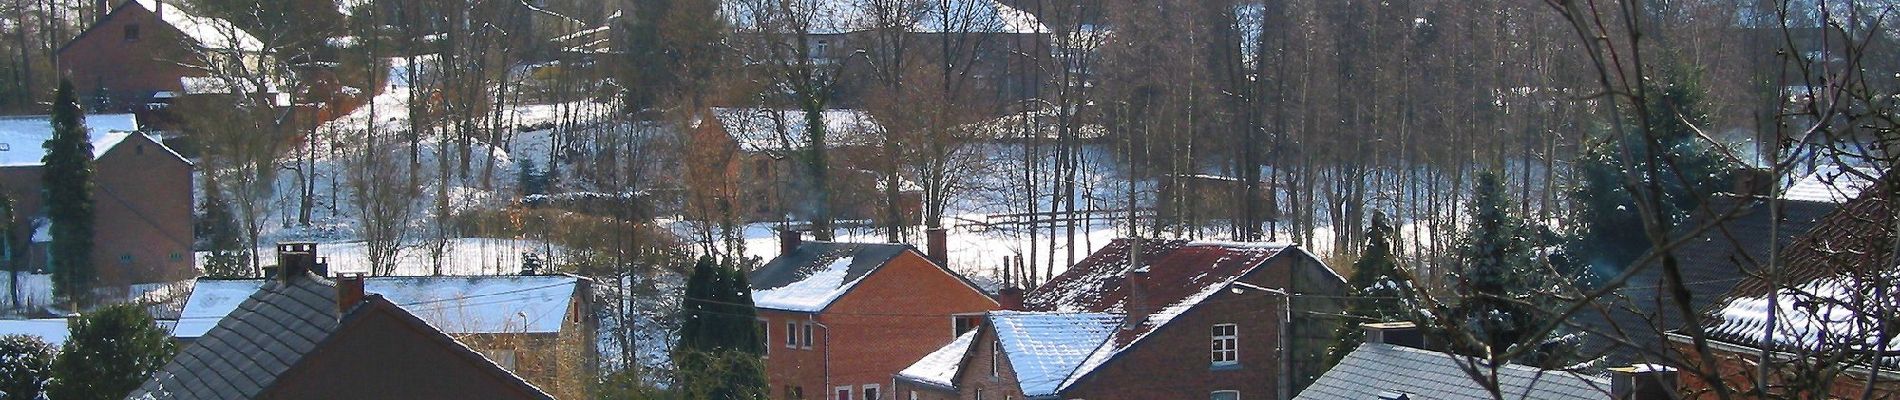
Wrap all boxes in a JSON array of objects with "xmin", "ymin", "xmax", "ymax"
[
  {"xmin": 1210, "ymin": 390, "xmax": 1240, "ymax": 400},
  {"xmin": 802, "ymin": 322, "xmax": 815, "ymax": 349},
  {"xmin": 835, "ymin": 386, "xmax": 851, "ymax": 400},
  {"xmin": 1212, "ymin": 323, "xmax": 1239, "ymax": 366},
  {"xmin": 758, "ymin": 317, "xmax": 770, "ymax": 357},
  {"xmin": 990, "ymin": 339, "xmax": 1001, "ymax": 376},
  {"xmin": 861, "ymin": 384, "xmax": 880, "ymax": 400},
  {"xmin": 786, "ymin": 321, "xmax": 799, "ymax": 348}
]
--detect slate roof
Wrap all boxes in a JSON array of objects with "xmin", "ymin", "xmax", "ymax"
[
  {"xmin": 1297, "ymin": 342, "xmax": 1611, "ymax": 400},
  {"xmin": 0, "ymin": 114, "xmax": 143, "ymax": 167},
  {"xmin": 1573, "ymin": 195, "xmax": 1835, "ymax": 365},
  {"xmin": 1698, "ymin": 179, "xmax": 1900, "ymax": 369},
  {"xmin": 131, "ymin": 274, "xmax": 342, "ymax": 399},
  {"xmin": 174, "ymin": 275, "xmax": 584, "ymax": 339},
  {"xmin": 748, "ymin": 241, "xmax": 914, "ymax": 312}
]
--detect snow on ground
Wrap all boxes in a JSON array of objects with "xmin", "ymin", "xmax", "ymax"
[
  {"xmin": 0, "ymin": 318, "xmax": 68, "ymax": 345},
  {"xmin": 0, "ymin": 273, "xmax": 55, "ymax": 315},
  {"xmin": 217, "ymin": 238, "xmax": 566, "ymax": 277}
]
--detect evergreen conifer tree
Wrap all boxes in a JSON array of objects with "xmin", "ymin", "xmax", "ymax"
[
  {"xmin": 1451, "ymin": 173, "xmax": 1579, "ymax": 367},
  {"xmin": 43, "ymin": 78, "xmax": 96, "ymax": 307},
  {"xmin": 674, "ymin": 256, "xmax": 767, "ymax": 399},
  {"xmin": 0, "ymin": 334, "xmax": 56, "ymax": 400},
  {"xmin": 46, "ymin": 304, "xmax": 175, "ymax": 400},
  {"xmin": 1327, "ymin": 211, "xmax": 1414, "ymax": 364}
]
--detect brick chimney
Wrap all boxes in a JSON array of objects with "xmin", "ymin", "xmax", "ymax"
[
  {"xmin": 1121, "ymin": 239, "xmax": 1149, "ymax": 331},
  {"xmin": 1609, "ymin": 364, "xmax": 1678, "ymax": 400},
  {"xmin": 998, "ymin": 286, "xmax": 1024, "ymax": 311},
  {"xmin": 1363, "ymin": 321, "xmax": 1425, "ymax": 349},
  {"xmin": 336, "ymin": 273, "xmax": 366, "ymax": 313},
  {"xmin": 275, "ymin": 242, "xmax": 319, "ymax": 282},
  {"xmin": 926, "ymin": 227, "xmax": 949, "ymax": 267},
  {"xmin": 96, "ymin": 0, "xmax": 109, "ymax": 23},
  {"xmin": 779, "ymin": 229, "xmax": 802, "ymax": 255}
]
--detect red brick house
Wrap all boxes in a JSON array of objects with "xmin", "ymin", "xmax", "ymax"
[
  {"xmin": 1668, "ymin": 180, "xmax": 1900, "ymax": 399},
  {"xmin": 751, "ymin": 233, "xmax": 997, "ymax": 400},
  {"xmin": 57, "ymin": 0, "xmax": 264, "ymax": 111},
  {"xmin": 686, "ymin": 107, "xmax": 921, "ymax": 224},
  {"xmin": 129, "ymin": 262, "xmax": 554, "ymax": 399},
  {"xmin": 0, "ymin": 114, "xmax": 194, "ymax": 294},
  {"xmin": 893, "ymin": 239, "xmax": 1347, "ymax": 400}
]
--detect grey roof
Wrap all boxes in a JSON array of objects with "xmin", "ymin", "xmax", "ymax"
[
  {"xmin": 1297, "ymin": 343, "xmax": 1611, "ymax": 400},
  {"xmin": 749, "ymin": 241, "xmax": 912, "ymax": 291},
  {"xmin": 130, "ymin": 273, "xmax": 341, "ymax": 400},
  {"xmin": 1571, "ymin": 195, "xmax": 1835, "ymax": 366}
]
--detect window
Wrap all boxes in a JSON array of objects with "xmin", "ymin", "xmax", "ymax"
[
  {"xmin": 909, "ymin": 391, "xmax": 918, "ymax": 400},
  {"xmin": 835, "ymin": 386, "xmax": 851, "ymax": 400},
  {"xmin": 759, "ymin": 318, "xmax": 770, "ymax": 356},
  {"xmin": 124, "ymin": 24, "xmax": 140, "ymax": 41},
  {"xmin": 1210, "ymin": 390, "xmax": 1239, "ymax": 400},
  {"xmin": 169, "ymin": 252, "xmax": 183, "ymax": 262},
  {"xmin": 953, "ymin": 314, "xmax": 983, "ymax": 336},
  {"xmin": 990, "ymin": 340, "xmax": 1001, "ymax": 376},
  {"xmin": 787, "ymin": 321, "xmax": 799, "ymax": 348},
  {"xmin": 789, "ymin": 386, "xmax": 804, "ymax": 399},
  {"xmin": 815, "ymin": 40, "xmax": 831, "ymax": 55},
  {"xmin": 862, "ymin": 384, "xmax": 880, "ymax": 400},
  {"xmin": 802, "ymin": 322, "xmax": 815, "ymax": 348},
  {"xmin": 119, "ymin": 254, "xmax": 133, "ymax": 265},
  {"xmin": 974, "ymin": 388, "xmax": 984, "ymax": 400},
  {"xmin": 1212, "ymin": 324, "xmax": 1238, "ymax": 366}
]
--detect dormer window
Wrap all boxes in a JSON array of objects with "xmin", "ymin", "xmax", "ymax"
[{"xmin": 124, "ymin": 24, "xmax": 141, "ymax": 42}]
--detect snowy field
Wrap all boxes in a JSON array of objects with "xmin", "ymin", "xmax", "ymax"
[{"xmin": 214, "ymin": 238, "xmax": 567, "ymax": 277}]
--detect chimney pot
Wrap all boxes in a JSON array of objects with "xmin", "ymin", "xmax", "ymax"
[
  {"xmin": 275, "ymin": 242, "xmax": 319, "ymax": 282},
  {"xmin": 926, "ymin": 228, "xmax": 949, "ymax": 267},
  {"xmin": 336, "ymin": 273, "xmax": 366, "ymax": 313},
  {"xmin": 1610, "ymin": 364, "xmax": 1678, "ymax": 400},
  {"xmin": 779, "ymin": 229, "xmax": 802, "ymax": 256},
  {"xmin": 998, "ymin": 287, "xmax": 1024, "ymax": 311},
  {"xmin": 1363, "ymin": 321, "xmax": 1425, "ymax": 349}
]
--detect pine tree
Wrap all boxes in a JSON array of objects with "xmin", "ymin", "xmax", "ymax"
[
  {"xmin": 674, "ymin": 255, "xmax": 767, "ymax": 399},
  {"xmin": 1569, "ymin": 65, "xmax": 1733, "ymax": 281},
  {"xmin": 0, "ymin": 334, "xmax": 56, "ymax": 400},
  {"xmin": 44, "ymin": 78, "xmax": 96, "ymax": 307},
  {"xmin": 1450, "ymin": 172, "xmax": 1577, "ymax": 367},
  {"xmin": 47, "ymin": 304, "xmax": 175, "ymax": 400},
  {"xmin": 1327, "ymin": 211, "xmax": 1414, "ymax": 364}
]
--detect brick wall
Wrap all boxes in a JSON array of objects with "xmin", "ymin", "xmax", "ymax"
[
  {"xmin": 823, "ymin": 251, "xmax": 998, "ymax": 399},
  {"xmin": 57, "ymin": 3, "xmax": 206, "ymax": 109},
  {"xmin": 0, "ymin": 132, "xmax": 195, "ymax": 290}
]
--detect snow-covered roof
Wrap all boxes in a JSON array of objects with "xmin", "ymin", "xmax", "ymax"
[
  {"xmin": 0, "ymin": 318, "xmax": 70, "ymax": 346},
  {"xmin": 178, "ymin": 76, "xmax": 281, "ymax": 95},
  {"xmin": 724, "ymin": 0, "xmax": 1046, "ymax": 35},
  {"xmin": 709, "ymin": 108, "xmax": 882, "ymax": 154},
  {"xmin": 895, "ymin": 329, "xmax": 978, "ymax": 389},
  {"xmin": 990, "ymin": 311, "xmax": 1122, "ymax": 397},
  {"xmin": 1782, "ymin": 164, "xmax": 1876, "ymax": 203},
  {"xmin": 748, "ymin": 241, "xmax": 912, "ymax": 312},
  {"xmin": 130, "ymin": 0, "xmax": 264, "ymax": 51},
  {"xmin": 962, "ymin": 108, "xmax": 1106, "ymax": 141},
  {"xmin": 174, "ymin": 275, "xmax": 584, "ymax": 339},
  {"xmin": 0, "ymin": 114, "xmax": 141, "ymax": 167}
]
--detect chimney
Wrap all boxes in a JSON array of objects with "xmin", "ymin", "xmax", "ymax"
[
  {"xmin": 275, "ymin": 242, "xmax": 319, "ymax": 282},
  {"xmin": 1121, "ymin": 239, "xmax": 1149, "ymax": 331},
  {"xmin": 1363, "ymin": 321, "xmax": 1425, "ymax": 349},
  {"xmin": 336, "ymin": 273, "xmax": 366, "ymax": 313},
  {"xmin": 96, "ymin": 0, "xmax": 109, "ymax": 24},
  {"xmin": 154, "ymin": 0, "xmax": 163, "ymax": 17},
  {"xmin": 779, "ymin": 229, "xmax": 802, "ymax": 256},
  {"xmin": 998, "ymin": 286, "xmax": 1024, "ymax": 311},
  {"xmin": 1609, "ymin": 364, "xmax": 1679, "ymax": 400},
  {"xmin": 926, "ymin": 228, "xmax": 949, "ymax": 267}
]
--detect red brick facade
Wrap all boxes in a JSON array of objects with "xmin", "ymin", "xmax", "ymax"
[
  {"xmin": 57, "ymin": 1, "xmax": 212, "ymax": 110},
  {"xmin": 0, "ymin": 132, "xmax": 195, "ymax": 291},
  {"xmin": 1673, "ymin": 338, "xmax": 1900, "ymax": 399},
  {"xmin": 761, "ymin": 250, "xmax": 998, "ymax": 400}
]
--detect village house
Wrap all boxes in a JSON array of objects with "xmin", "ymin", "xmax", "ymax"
[
  {"xmin": 1298, "ymin": 322, "xmax": 1626, "ymax": 400},
  {"xmin": 128, "ymin": 259, "xmax": 555, "ymax": 400},
  {"xmin": 169, "ymin": 243, "xmax": 596, "ymax": 398},
  {"xmin": 57, "ymin": 0, "xmax": 267, "ymax": 112},
  {"xmin": 892, "ymin": 238, "xmax": 1348, "ymax": 400},
  {"xmin": 751, "ymin": 232, "xmax": 997, "ymax": 400},
  {"xmin": 0, "ymin": 114, "xmax": 194, "ymax": 297},
  {"xmin": 687, "ymin": 107, "xmax": 921, "ymax": 224},
  {"xmin": 1669, "ymin": 179, "xmax": 1900, "ymax": 398}
]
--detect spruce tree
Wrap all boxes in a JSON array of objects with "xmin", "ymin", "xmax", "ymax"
[
  {"xmin": 1452, "ymin": 173, "xmax": 1577, "ymax": 367},
  {"xmin": 674, "ymin": 256, "xmax": 766, "ymax": 399},
  {"xmin": 1328, "ymin": 211, "xmax": 1414, "ymax": 364},
  {"xmin": 47, "ymin": 304, "xmax": 175, "ymax": 400},
  {"xmin": 200, "ymin": 188, "xmax": 248, "ymax": 279},
  {"xmin": 1569, "ymin": 65, "xmax": 1733, "ymax": 281},
  {"xmin": 0, "ymin": 334, "xmax": 56, "ymax": 400},
  {"xmin": 44, "ymin": 78, "xmax": 96, "ymax": 307}
]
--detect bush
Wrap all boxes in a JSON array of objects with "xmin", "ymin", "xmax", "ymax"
[
  {"xmin": 0, "ymin": 334, "xmax": 56, "ymax": 400},
  {"xmin": 47, "ymin": 304, "xmax": 175, "ymax": 400}
]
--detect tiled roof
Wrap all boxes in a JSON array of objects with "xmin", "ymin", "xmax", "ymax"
[
  {"xmin": 1574, "ymin": 195, "xmax": 1835, "ymax": 365},
  {"xmin": 1700, "ymin": 180, "xmax": 1900, "ymax": 368},
  {"xmin": 1296, "ymin": 342, "xmax": 1611, "ymax": 400},
  {"xmin": 174, "ymin": 275, "xmax": 584, "ymax": 339},
  {"xmin": 131, "ymin": 274, "xmax": 341, "ymax": 399},
  {"xmin": 748, "ymin": 241, "xmax": 912, "ymax": 312},
  {"xmin": 989, "ymin": 311, "xmax": 1122, "ymax": 397}
]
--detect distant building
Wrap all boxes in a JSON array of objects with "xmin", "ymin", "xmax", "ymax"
[
  {"xmin": 687, "ymin": 107, "xmax": 920, "ymax": 224},
  {"xmin": 128, "ymin": 259, "xmax": 555, "ymax": 400},
  {"xmin": 0, "ymin": 114, "xmax": 194, "ymax": 296},
  {"xmin": 751, "ymin": 234, "xmax": 997, "ymax": 400},
  {"xmin": 56, "ymin": 0, "xmax": 266, "ymax": 112},
  {"xmin": 1298, "ymin": 322, "xmax": 1619, "ymax": 400},
  {"xmin": 893, "ymin": 239, "xmax": 1348, "ymax": 400},
  {"xmin": 170, "ymin": 243, "xmax": 596, "ymax": 398}
]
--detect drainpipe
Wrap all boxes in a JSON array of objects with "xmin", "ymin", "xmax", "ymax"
[{"xmin": 814, "ymin": 315, "xmax": 831, "ymax": 400}]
